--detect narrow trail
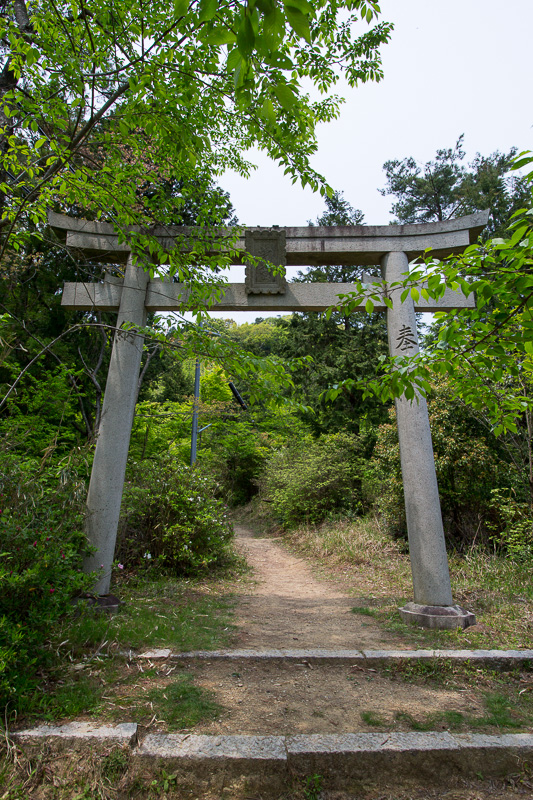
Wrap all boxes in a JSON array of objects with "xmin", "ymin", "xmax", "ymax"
[
  {"xmin": 232, "ymin": 523, "xmax": 400, "ymax": 650},
  {"xmin": 189, "ymin": 525, "xmax": 483, "ymax": 736}
]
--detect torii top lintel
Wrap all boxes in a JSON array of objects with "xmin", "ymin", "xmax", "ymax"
[{"xmin": 48, "ymin": 210, "xmax": 488, "ymax": 267}]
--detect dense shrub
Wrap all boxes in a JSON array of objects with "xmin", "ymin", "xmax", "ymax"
[
  {"xmin": 117, "ymin": 456, "xmax": 234, "ymax": 573},
  {"xmin": 199, "ymin": 412, "xmax": 311, "ymax": 507},
  {"xmin": 200, "ymin": 423, "xmax": 270, "ymax": 505},
  {"xmin": 488, "ymin": 489, "xmax": 533, "ymax": 561},
  {"xmin": 0, "ymin": 445, "xmax": 93, "ymax": 706},
  {"xmin": 260, "ymin": 431, "xmax": 370, "ymax": 528}
]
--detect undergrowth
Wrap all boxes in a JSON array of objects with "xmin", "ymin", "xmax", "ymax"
[{"xmin": 6, "ymin": 571, "xmax": 238, "ymax": 727}]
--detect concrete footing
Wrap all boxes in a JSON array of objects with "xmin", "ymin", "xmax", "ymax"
[{"xmin": 399, "ymin": 602, "xmax": 477, "ymax": 629}]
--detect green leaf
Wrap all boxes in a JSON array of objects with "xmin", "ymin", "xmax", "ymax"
[
  {"xmin": 227, "ymin": 48, "xmax": 242, "ymax": 71},
  {"xmin": 256, "ymin": 0, "xmax": 275, "ymax": 11},
  {"xmin": 365, "ymin": 298, "xmax": 374, "ymax": 314},
  {"xmin": 273, "ymin": 83, "xmax": 296, "ymax": 110},
  {"xmin": 203, "ymin": 26, "xmax": 236, "ymax": 44},
  {"xmin": 261, "ymin": 97, "xmax": 276, "ymax": 124},
  {"xmin": 284, "ymin": 5, "xmax": 311, "ymax": 42},
  {"xmin": 236, "ymin": 15, "xmax": 255, "ymax": 56},
  {"xmin": 199, "ymin": 0, "xmax": 217, "ymax": 22},
  {"xmin": 174, "ymin": 0, "xmax": 189, "ymax": 15},
  {"xmin": 284, "ymin": 0, "xmax": 312, "ymax": 12},
  {"xmin": 263, "ymin": 7, "xmax": 284, "ymax": 42}
]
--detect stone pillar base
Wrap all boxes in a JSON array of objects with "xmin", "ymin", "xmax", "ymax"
[{"xmin": 399, "ymin": 602, "xmax": 476, "ymax": 630}]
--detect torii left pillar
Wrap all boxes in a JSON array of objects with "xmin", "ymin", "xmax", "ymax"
[{"xmin": 84, "ymin": 255, "xmax": 149, "ymax": 595}]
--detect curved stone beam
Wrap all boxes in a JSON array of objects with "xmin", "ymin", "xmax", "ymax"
[{"xmin": 48, "ymin": 211, "xmax": 489, "ymax": 267}]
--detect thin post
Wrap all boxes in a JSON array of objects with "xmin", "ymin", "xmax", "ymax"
[
  {"xmin": 381, "ymin": 251, "xmax": 475, "ymax": 628},
  {"xmin": 190, "ymin": 357, "xmax": 200, "ymax": 466},
  {"xmin": 83, "ymin": 255, "xmax": 150, "ymax": 595}
]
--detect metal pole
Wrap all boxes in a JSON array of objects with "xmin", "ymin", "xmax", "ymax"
[{"xmin": 190, "ymin": 356, "xmax": 201, "ymax": 466}]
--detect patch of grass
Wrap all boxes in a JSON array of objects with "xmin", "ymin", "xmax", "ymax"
[
  {"xmin": 395, "ymin": 709, "xmax": 466, "ymax": 732},
  {"xmin": 351, "ymin": 606, "xmax": 380, "ymax": 619},
  {"xmin": 381, "ymin": 658, "xmax": 487, "ymax": 688},
  {"xmin": 101, "ymin": 747, "xmax": 130, "ymax": 783},
  {"xmin": 144, "ymin": 674, "xmax": 221, "ymax": 730},
  {"xmin": 394, "ymin": 687, "xmax": 533, "ymax": 734},
  {"xmin": 476, "ymin": 693, "xmax": 523, "ymax": 729},
  {"xmin": 360, "ymin": 710, "xmax": 386, "ymax": 726},
  {"xmin": 10, "ymin": 572, "xmax": 236, "ymax": 727},
  {"xmin": 14, "ymin": 671, "xmax": 103, "ymax": 719},
  {"xmin": 63, "ymin": 576, "xmax": 236, "ymax": 655},
  {"xmin": 303, "ymin": 773, "xmax": 324, "ymax": 800}
]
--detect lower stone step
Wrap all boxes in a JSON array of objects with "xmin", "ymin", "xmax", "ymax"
[{"xmin": 12, "ymin": 724, "xmax": 533, "ymax": 794}]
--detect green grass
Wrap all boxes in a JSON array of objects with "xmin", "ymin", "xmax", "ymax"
[
  {"xmin": 351, "ymin": 606, "xmax": 380, "ymax": 619},
  {"xmin": 63, "ymin": 575, "xmax": 236, "ymax": 655},
  {"xmin": 144, "ymin": 674, "xmax": 221, "ymax": 730},
  {"xmin": 16, "ymin": 671, "xmax": 104, "ymax": 719},
  {"xmin": 10, "ymin": 572, "xmax": 237, "ymax": 725},
  {"xmin": 393, "ymin": 692, "xmax": 527, "ymax": 733},
  {"xmin": 360, "ymin": 710, "xmax": 386, "ymax": 726}
]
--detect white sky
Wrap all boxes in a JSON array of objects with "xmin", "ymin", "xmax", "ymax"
[{"xmin": 208, "ymin": 0, "xmax": 533, "ymax": 322}]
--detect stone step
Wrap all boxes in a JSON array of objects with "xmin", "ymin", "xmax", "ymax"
[
  {"xmin": 138, "ymin": 647, "xmax": 533, "ymax": 668},
  {"xmin": 12, "ymin": 724, "xmax": 533, "ymax": 795},
  {"xmin": 137, "ymin": 731, "xmax": 533, "ymax": 787}
]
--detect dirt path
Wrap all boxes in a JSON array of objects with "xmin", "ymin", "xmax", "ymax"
[
  {"xmin": 189, "ymin": 526, "xmax": 487, "ymax": 736},
  {"xmin": 231, "ymin": 524, "xmax": 402, "ymax": 650}
]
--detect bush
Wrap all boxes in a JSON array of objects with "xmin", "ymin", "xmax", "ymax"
[
  {"xmin": 117, "ymin": 456, "xmax": 234, "ymax": 573},
  {"xmin": 0, "ymin": 445, "xmax": 93, "ymax": 707},
  {"xmin": 260, "ymin": 431, "xmax": 370, "ymax": 528},
  {"xmin": 488, "ymin": 489, "xmax": 533, "ymax": 561}
]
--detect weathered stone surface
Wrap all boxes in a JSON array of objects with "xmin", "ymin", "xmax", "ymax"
[
  {"xmin": 83, "ymin": 254, "xmax": 150, "ymax": 595},
  {"xmin": 170, "ymin": 648, "xmax": 364, "ymax": 663},
  {"xmin": 139, "ymin": 733, "xmax": 286, "ymax": 761},
  {"xmin": 135, "ymin": 733, "xmax": 289, "ymax": 793},
  {"xmin": 62, "ymin": 280, "xmax": 475, "ymax": 313},
  {"xmin": 12, "ymin": 726, "xmax": 533, "ymax": 790},
  {"xmin": 400, "ymin": 603, "xmax": 476, "ymax": 629},
  {"xmin": 12, "ymin": 722, "xmax": 137, "ymax": 747},
  {"xmin": 138, "ymin": 648, "xmax": 172, "ymax": 659},
  {"xmin": 286, "ymin": 732, "xmax": 533, "ymax": 785},
  {"xmin": 382, "ymin": 251, "xmax": 454, "ymax": 612},
  {"xmin": 49, "ymin": 210, "xmax": 489, "ymax": 266},
  {"xmin": 244, "ymin": 228, "xmax": 287, "ymax": 294},
  {"xmin": 166, "ymin": 647, "xmax": 533, "ymax": 666}
]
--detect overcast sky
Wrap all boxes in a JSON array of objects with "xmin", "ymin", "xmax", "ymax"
[{"xmin": 209, "ymin": 0, "xmax": 533, "ymax": 322}]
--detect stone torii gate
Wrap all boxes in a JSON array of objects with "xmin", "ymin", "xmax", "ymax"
[{"xmin": 50, "ymin": 210, "xmax": 488, "ymax": 629}]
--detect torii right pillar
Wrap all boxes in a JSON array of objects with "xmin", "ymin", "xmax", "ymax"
[{"xmin": 381, "ymin": 251, "xmax": 476, "ymax": 629}]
